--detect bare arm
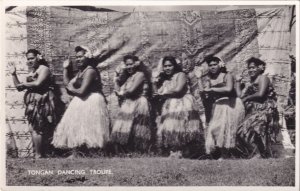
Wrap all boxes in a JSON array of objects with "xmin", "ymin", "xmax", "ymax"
[
  {"xmin": 11, "ymin": 73, "xmax": 21, "ymax": 86},
  {"xmin": 8, "ymin": 63, "xmax": 22, "ymax": 90},
  {"xmin": 22, "ymin": 66, "xmax": 51, "ymax": 88},
  {"xmin": 113, "ymin": 65, "xmax": 125, "ymax": 92},
  {"xmin": 152, "ymin": 81, "xmax": 159, "ymax": 96},
  {"xmin": 114, "ymin": 75, "xmax": 121, "ymax": 92},
  {"xmin": 66, "ymin": 69, "xmax": 96, "ymax": 97},
  {"xmin": 63, "ymin": 68, "xmax": 71, "ymax": 86},
  {"xmin": 235, "ymin": 74, "xmax": 243, "ymax": 97},
  {"xmin": 243, "ymin": 75, "xmax": 270, "ymax": 102},
  {"xmin": 235, "ymin": 81, "xmax": 243, "ymax": 97},
  {"xmin": 126, "ymin": 72, "xmax": 145, "ymax": 94},
  {"xmin": 162, "ymin": 72, "xmax": 187, "ymax": 96},
  {"xmin": 210, "ymin": 74, "xmax": 234, "ymax": 93},
  {"xmin": 63, "ymin": 58, "xmax": 72, "ymax": 86},
  {"xmin": 117, "ymin": 72, "xmax": 145, "ymax": 97}
]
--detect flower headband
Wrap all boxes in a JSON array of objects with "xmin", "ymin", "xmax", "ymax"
[
  {"xmin": 36, "ymin": 53, "xmax": 43, "ymax": 60},
  {"xmin": 215, "ymin": 56, "xmax": 226, "ymax": 67}
]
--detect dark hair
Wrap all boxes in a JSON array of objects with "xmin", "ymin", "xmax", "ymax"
[
  {"xmin": 204, "ymin": 55, "xmax": 221, "ymax": 64},
  {"xmin": 26, "ymin": 49, "xmax": 48, "ymax": 67},
  {"xmin": 162, "ymin": 56, "xmax": 182, "ymax": 74},
  {"xmin": 26, "ymin": 49, "xmax": 41, "ymax": 56},
  {"xmin": 123, "ymin": 55, "xmax": 139, "ymax": 63},
  {"xmin": 204, "ymin": 55, "xmax": 227, "ymax": 73},
  {"xmin": 116, "ymin": 55, "xmax": 152, "ymax": 96},
  {"xmin": 75, "ymin": 46, "xmax": 87, "ymax": 54},
  {"xmin": 155, "ymin": 56, "xmax": 183, "ymax": 88},
  {"xmin": 246, "ymin": 57, "xmax": 266, "ymax": 67},
  {"xmin": 246, "ymin": 57, "xmax": 266, "ymax": 73},
  {"xmin": 117, "ymin": 55, "xmax": 140, "ymax": 86},
  {"xmin": 116, "ymin": 55, "xmax": 136, "ymax": 86},
  {"xmin": 74, "ymin": 46, "xmax": 97, "ymax": 68}
]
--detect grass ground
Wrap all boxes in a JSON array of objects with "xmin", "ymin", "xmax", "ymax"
[{"xmin": 6, "ymin": 157, "xmax": 295, "ymax": 186}]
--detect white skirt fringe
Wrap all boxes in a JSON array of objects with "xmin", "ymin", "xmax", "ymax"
[
  {"xmin": 52, "ymin": 93, "xmax": 110, "ymax": 148},
  {"xmin": 205, "ymin": 97, "xmax": 245, "ymax": 154}
]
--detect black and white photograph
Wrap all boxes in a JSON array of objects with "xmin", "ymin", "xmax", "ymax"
[{"xmin": 1, "ymin": 0, "xmax": 299, "ymax": 189}]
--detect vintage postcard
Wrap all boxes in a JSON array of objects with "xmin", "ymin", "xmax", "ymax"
[{"xmin": 0, "ymin": 0, "xmax": 299, "ymax": 190}]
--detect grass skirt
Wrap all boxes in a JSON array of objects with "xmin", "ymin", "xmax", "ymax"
[
  {"xmin": 110, "ymin": 96, "xmax": 151, "ymax": 151},
  {"xmin": 24, "ymin": 90, "xmax": 59, "ymax": 134},
  {"xmin": 205, "ymin": 97, "xmax": 245, "ymax": 154},
  {"xmin": 52, "ymin": 93, "xmax": 110, "ymax": 149},
  {"xmin": 236, "ymin": 99, "xmax": 279, "ymax": 158},
  {"xmin": 157, "ymin": 94, "xmax": 204, "ymax": 153}
]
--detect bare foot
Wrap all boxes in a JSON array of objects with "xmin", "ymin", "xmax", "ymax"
[
  {"xmin": 169, "ymin": 151, "xmax": 182, "ymax": 159},
  {"xmin": 250, "ymin": 154, "xmax": 262, "ymax": 160},
  {"xmin": 67, "ymin": 153, "xmax": 76, "ymax": 159},
  {"xmin": 35, "ymin": 154, "xmax": 42, "ymax": 159}
]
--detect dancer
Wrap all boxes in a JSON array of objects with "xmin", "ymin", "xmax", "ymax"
[
  {"xmin": 236, "ymin": 57, "xmax": 279, "ymax": 158},
  {"xmin": 111, "ymin": 55, "xmax": 152, "ymax": 153},
  {"xmin": 154, "ymin": 56, "xmax": 204, "ymax": 158},
  {"xmin": 52, "ymin": 46, "xmax": 110, "ymax": 157},
  {"xmin": 203, "ymin": 55, "xmax": 245, "ymax": 159},
  {"xmin": 8, "ymin": 49, "xmax": 62, "ymax": 158}
]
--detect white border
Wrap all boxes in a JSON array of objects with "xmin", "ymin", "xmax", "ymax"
[
  {"xmin": 0, "ymin": 1, "xmax": 299, "ymax": 191},
  {"xmin": 295, "ymin": 0, "xmax": 299, "ymax": 190},
  {"xmin": 2, "ymin": 0, "xmax": 300, "ymax": 6}
]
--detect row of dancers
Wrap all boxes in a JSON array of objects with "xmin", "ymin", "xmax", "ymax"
[{"xmin": 8, "ymin": 46, "xmax": 280, "ymax": 159}]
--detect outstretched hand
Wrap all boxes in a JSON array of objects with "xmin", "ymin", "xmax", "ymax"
[{"xmin": 63, "ymin": 57, "xmax": 71, "ymax": 69}]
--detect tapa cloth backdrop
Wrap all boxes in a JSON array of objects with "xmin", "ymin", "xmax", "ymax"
[{"xmin": 5, "ymin": 6, "xmax": 293, "ymax": 157}]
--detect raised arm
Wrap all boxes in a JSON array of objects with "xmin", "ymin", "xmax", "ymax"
[
  {"xmin": 114, "ymin": 74, "xmax": 121, "ymax": 92},
  {"xmin": 243, "ymin": 75, "xmax": 270, "ymax": 102},
  {"xmin": 66, "ymin": 68, "xmax": 96, "ymax": 97},
  {"xmin": 113, "ymin": 64, "xmax": 126, "ymax": 92},
  {"xmin": 8, "ymin": 63, "xmax": 22, "ymax": 88},
  {"xmin": 63, "ymin": 58, "xmax": 72, "ymax": 86},
  {"xmin": 117, "ymin": 72, "xmax": 145, "ymax": 97},
  {"xmin": 126, "ymin": 72, "xmax": 145, "ymax": 94}
]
